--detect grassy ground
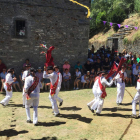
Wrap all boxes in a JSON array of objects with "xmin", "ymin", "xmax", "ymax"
[{"xmin": 0, "ymin": 87, "xmax": 140, "ymax": 140}]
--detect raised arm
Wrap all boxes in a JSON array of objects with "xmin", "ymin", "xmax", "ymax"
[{"xmin": 43, "ymin": 71, "xmax": 54, "ymax": 79}]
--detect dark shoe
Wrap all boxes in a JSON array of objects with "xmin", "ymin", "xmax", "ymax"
[
  {"xmin": 0, "ymin": 103, "xmax": 5, "ymax": 106},
  {"xmin": 27, "ymin": 120, "xmax": 32, "ymax": 123},
  {"xmin": 54, "ymin": 113, "xmax": 60, "ymax": 117},
  {"xmin": 120, "ymin": 103, "xmax": 122, "ymax": 105},
  {"xmin": 91, "ymin": 110, "xmax": 94, "ymax": 113},
  {"xmin": 131, "ymin": 114, "xmax": 137, "ymax": 119},
  {"xmin": 137, "ymin": 116, "xmax": 140, "ymax": 119},
  {"xmin": 59, "ymin": 101, "xmax": 63, "ymax": 107},
  {"xmin": 23, "ymin": 105, "xmax": 25, "ymax": 108},
  {"xmin": 117, "ymin": 103, "xmax": 120, "ymax": 106},
  {"xmin": 96, "ymin": 113, "xmax": 101, "ymax": 116},
  {"xmin": 34, "ymin": 123, "xmax": 38, "ymax": 126},
  {"xmin": 87, "ymin": 105, "xmax": 91, "ymax": 110}
]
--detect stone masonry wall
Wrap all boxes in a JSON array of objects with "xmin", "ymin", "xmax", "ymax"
[{"xmin": 0, "ymin": 0, "xmax": 90, "ymax": 75}]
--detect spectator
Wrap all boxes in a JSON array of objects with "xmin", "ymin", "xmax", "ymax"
[
  {"xmin": 136, "ymin": 54, "xmax": 140, "ymax": 63},
  {"xmin": 74, "ymin": 61, "xmax": 82, "ymax": 71},
  {"xmin": 89, "ymin": 68, "xmax": 96, "ymax": 88},
  {"xmin": 74, "ymin": 68, "xmax": 81, "ymax": 90},
  {"xmin": 43, "ymin": 66, "xmax": 50, "ymax": 91},
  {"xmin": 63, "ymin": 69, "xmax": 71, "ymax": 90},
  {"xmin": 81, "ymin": 71, "xmax": 90, "ymax": 88},
  {"xmin": 19, "ymin": 69, "xmax": 24, "ymax": 89},
  {"xmin": 103, "ymin": 57, "xmax": 110, "ymax": 71},
  {"xmin": 0, "ymin": 68, "xmax": 7, "ymax": 92},
  {"xmin": 23, "ymin": 59, "xmax": 31, "ymax": 69},
  {"xmin": 126, "ymin": 66, "xmax": 132, "ymax": 86},
  {"xmin": 12, "ymin": 68, "xmax": 21, "ymax": 92},
  {"xmin": 88, "ymin": 55, "xmax": 93, "ymax": 63},
  {"xmin": 0, "ymin": 59, "xmax": 6, "ymax": 73},
  {"xmin": 63, "ymin": 60, "xmax": 70, "ymax": 72},
  {"xmin": 36, "ymin": 67, "xmax": 43, "ymax": 91},
  {"xmin": 82, "ymin": 60, "xmax": 91, "ymax": 74},
  {"xmin": 94, "ymin": 58, "xmax": 102, "ymax": 72},
  {"xmin": 133, "ymin": 65, "xmax": 140, "ymax": 85}
]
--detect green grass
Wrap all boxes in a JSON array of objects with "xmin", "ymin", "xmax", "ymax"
[{"xmin": 0, "ymin": 87, "xmax": 139, "ymax": 140}]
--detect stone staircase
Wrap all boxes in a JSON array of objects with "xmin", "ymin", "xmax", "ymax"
[{"xmin": 108, "ymin": 25, "xmax": 134, "ymax": 39}]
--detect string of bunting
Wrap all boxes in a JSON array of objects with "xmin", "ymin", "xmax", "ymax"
[{"xmin": 89, "ymin": 18, "xmax": 138, "ymax": 30}]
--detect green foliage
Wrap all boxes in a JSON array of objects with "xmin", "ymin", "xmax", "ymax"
[
  {"xmin": 107, "ymin": 8, "xmax": 127, "ymax": 32},
  {"xmin": 90, "ymin": 0, "xmax": 135, "ymax": 38},
  {"xmin": 123, "ymin": 37, "xmax": 129, "ymax": 45}
]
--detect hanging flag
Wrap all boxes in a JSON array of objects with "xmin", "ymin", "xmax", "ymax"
[
  {"xmin": 125, "ymin": 25, "xmax": 128, "ymax": 28},
  {"xmin": 110, "ymin": 22, "xmax": 113, "ymax": 27},
  {"xmin": 103, "ymin": 21, "xmax": 106, "ymax": 25},
  {"xmin": 134, "ymin": 27, "xmax": 138, "ymax": 30},
  {"xmin": 117, "ymin": 24, "xmax": 121, "ymax": 28}
]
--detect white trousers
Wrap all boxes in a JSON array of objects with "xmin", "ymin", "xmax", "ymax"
[
  {"xmin": 0, "ymin": 90, "xmax": 12, "ymax": 106},
  {"xmin": 49, "ymin": 90, "xmax": 59, "ymax": 115},
  {"xmin": 55, "ymin": 87, "xmax": 63, "ymax": 103},
  {"xmin": 96, "ymin": 98, "xmax": 104, "ymax": 114},
  {"xmin": 132, "ymin": 92, "xmax": 140, "ymax": 115},
  {"xmin": 22, "ymin": 89, "xmax": 26, "ymax": 105},
  {"xmin": 116, "ymin": 82, "xmax": 125, "ymax": 103},
  {"xmin": 25, "ymin": 96, "xmax": 39, "ymax": 124}
]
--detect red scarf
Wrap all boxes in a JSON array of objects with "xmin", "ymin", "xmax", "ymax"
[
  {"xmin": 50, "ymin": 72, "xmax": 59, "ymax": 96},
  {"xmin": 6, "ymin": 83, "xmax": 12, "ymax": 92},
  {"xmin": 26, "ymin": 76, "xmax": 39, "ymax": 100},
  {"xmin": 98, "ymin": 77, "xmax": 107, "ymax": 99}
]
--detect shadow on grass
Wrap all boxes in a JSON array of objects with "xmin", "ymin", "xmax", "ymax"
[
  {"xmin": 60, "ymin": 106, "xmax": 82, "ymax": 111},
  {"xmin": 31, "ymin": 136, "xmax": 57, "ymax": 140},
  {"xmin": 121, "ymin": 103, "xmax": 132, "ymax": 106},
  {"xmin": 0, "ymin": 129, "xmax": 28, "ymax": 137},
  {"xmin": 36, "ymin": 121, "xmax": 66, "ymax": 127},
  {"xmin": 8, "ymin": 104, "xmax": 23, "ymax": 107},
  {"xmin": 102, "ymin": 107, "xmax": 137, "ymax": 112},
  {"xmin": 38, "ymin": 106, "xmax": 52, "ymax": 109},
  {"xmin": 59, "ymin": 114, "xmax": 93, "ymax": 123},
  {"xmin": 98, "ymin": 113, "xmax": 131, "ymax": 118},
  {"xmin": 0, "ymin": 92, "xmax": 6, "ymax": 96}
]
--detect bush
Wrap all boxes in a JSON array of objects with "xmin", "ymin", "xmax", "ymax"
[{"xmin": 107, "ymin": 8, "xmax": 127, "ymax": 32}]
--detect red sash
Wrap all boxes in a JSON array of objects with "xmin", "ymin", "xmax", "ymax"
[
  {"xmin": 137, "ymin": 79, "xmax": 140, "ymax": 82},
  {"xmin": 98, "ymin": 77, "xmax": 107, "ymax": 99},
  {"xmin": 119, "ymin": 71, "xmax": 125, "ymax": 82},
  {"xmin": 6, "ymin": 83, "xmax": 12, "ymax": 92},
  {"xmin": 26, "ymin": 76, "xmax": 39, "ymax": 100},
  {"xmin": 50, "ymin": 72, "xmax": 59, "ymax": 96},
  {"xmin": 95, "ymin": 76, "xmax": 99, "ymax": 82}
]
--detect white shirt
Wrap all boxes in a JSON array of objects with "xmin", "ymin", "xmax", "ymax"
[
  {"xmin": 5, "ymin": 73, "xmax": 14, "ymax": 85},
  {"xmin": 92, "ymin": 78, "xmax": 99, "ymax": 92},
  {"xmin": 136, "ymin": 80, "xmax": 140, "ymax": 92},
  {"xmin": 22, "ymin": 70, "xmax": 29, "ymax": 81},
  {"xmin": 24, "ymin": 75, "xmax": 42, "ymax": 96},
  {"xmin": 63, "ymin": 72, "xmax": 71, "ymax": 80},
  {"xmin": 133, "ymin": 68, "xmax": 140, "ymax": 75},
  {"xmin": 43, "ymin": 71, "xmax": 58, "ymax": 86},
  {"xmin": 55, "ymin": 71, "xmax": 62, "ymax": 87},
  {"xmin": 115, "ymin": 70, "xmax": 127, "ymax": 83},
  {"xmin": 76, "ymin": 71, "xmax": 81, "ymax": 77}
]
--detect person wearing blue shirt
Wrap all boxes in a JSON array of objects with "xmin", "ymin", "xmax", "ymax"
[{"xmin": 0, "ymin": 68, "xmax": 7, "ymax": 92}]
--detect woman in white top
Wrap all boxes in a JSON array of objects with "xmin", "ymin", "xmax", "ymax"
[
  {"xmin": 81, "ymin": 71, "xmax": 90, "ymax": 88},
  {"xmin": 74, "ymin": 68, "xmax": 81, "ymax": 90}
]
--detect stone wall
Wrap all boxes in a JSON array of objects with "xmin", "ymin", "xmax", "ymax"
[{"xmin": 0, "ymin": 0, "xmax": 90, "ymax": 75}]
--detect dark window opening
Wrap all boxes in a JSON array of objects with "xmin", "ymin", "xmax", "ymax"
[{"xmin": 15, "ymin": 20, "xmax": 26, "ymax": 37}]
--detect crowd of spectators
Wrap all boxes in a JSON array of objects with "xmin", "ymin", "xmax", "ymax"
[{"xmin": 1, "ymin": 46, "xmax": 140, "ymax": 92}]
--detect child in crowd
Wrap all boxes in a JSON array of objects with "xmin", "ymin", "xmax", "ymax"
[
  {"xmin": 126, "ymin": 66, "xmax": 132, "ymax": 86},
  {"xmin": 74, "ymin": 68, "xmax": 81, "ymax": 90},
  {"xmin": 63, "ymin": 69, "xmax": 71, "ymax": 90},
  {"xmin": 0, "ymin": 68, "xmax": 7, "ymax": 92},
  {"xmin": 19, "ymin": 69, "xmax": 24, "ymax": 89},
  {"xmin": 81, "ymin": 71, "xmax": 90, "ymax": 88},
  {"xmin": 89, "ymin": 68, "xmax": 96, "ymax": 88}
]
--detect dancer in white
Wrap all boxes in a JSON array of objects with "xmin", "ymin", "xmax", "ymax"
[
  {"xmin": 43, "ymin": 66, "xmax": 60, "ymax": 117},
  {"xmin": 0, "ymin": 68, "xmax": 16, "ymax": 106},
  {"xmin": 54, "ymin": 65, "xmax": 63, "ymax": 106},
  {"xmin": 24, "ymin": 68, "xmax": 42, "ymax": 125},
  {"xmin": 131, "ymin": 72, "xmax": 140, "ymax": 118},
  {"xmin": 87, "ymin": 72, "xmax": 101, "ymax": 112},
  {"xmin": 22, "ymin": 64, "xmax": 31, "ymax": 108},
  {"xmin": 94, "ymin": 71, "xmax": 115, "ymax": 115},
  {"xmin": 115, "ymin": 65, "xmax": 127, "ymax": 106}
]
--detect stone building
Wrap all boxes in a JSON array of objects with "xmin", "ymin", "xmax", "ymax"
[{"xmin": 0, "ymin": 0, "xmax": 90, "ymax": 75}]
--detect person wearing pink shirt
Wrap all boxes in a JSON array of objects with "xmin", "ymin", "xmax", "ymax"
[{"xmin": 63, "ymin": 60, "xmax": 70, "ymax": 72}]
